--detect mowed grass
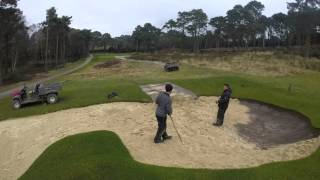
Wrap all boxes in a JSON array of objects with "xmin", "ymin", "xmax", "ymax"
[
  {"xmin": 1, "ymin": 52, "xmax": 320, "ymax": 179},
  {"xmin": 0, "ymin": 80, "xmax": 150, "ymax": 120},
  {"xmin": 20, "ymin": 131, "xmax": 320, "ymax": 180}
]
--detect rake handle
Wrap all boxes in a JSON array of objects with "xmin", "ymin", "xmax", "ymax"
[{"xmin": 169, "ymin": 115, "xmax": 183, "ymax": 143}]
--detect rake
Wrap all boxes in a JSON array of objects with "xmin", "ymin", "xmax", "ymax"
[{"xmin": 169, "ymin": 115, "xmax": 183, "ymax": 143}]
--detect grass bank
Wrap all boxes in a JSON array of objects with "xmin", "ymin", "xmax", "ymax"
[{"xmin": 20, "ymin": 131, "xmax": 320, "ymax": 180}]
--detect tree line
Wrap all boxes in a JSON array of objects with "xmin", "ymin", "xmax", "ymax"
[
  {"xmin": 0, "ymin": 0, "xmax": 97, "ymax": 85},
  {"xmin": 92, "ymin": 0, "xmax": 319, "ymax": 56}
]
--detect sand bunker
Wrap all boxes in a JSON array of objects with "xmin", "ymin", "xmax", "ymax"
[
  {"xmin": 236, "ymin": 100, "xmax": 319, "ymax": 148},
  {"xmin": 0, "ymin": 97, "xmax": 319, "ymax": 179}
]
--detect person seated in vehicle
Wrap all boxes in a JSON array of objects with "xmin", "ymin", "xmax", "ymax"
[
  {"xmin": 34, "ymin": 83, "xmax": 41, "ymax": 95},
  {"xmin": 21, "ymin": 85, "xmax": 28, "ymax": 100}
]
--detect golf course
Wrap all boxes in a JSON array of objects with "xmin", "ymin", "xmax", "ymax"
[
  {"xmin": 1, "ymin": 0, "xmax": 320, "ymax": 179},
  {"xmin": 0, "ymin": 52, "xmax": 319, "ymax": 180}
]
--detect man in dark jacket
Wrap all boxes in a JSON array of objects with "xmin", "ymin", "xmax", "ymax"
[
  {"xmin": 154, "ymin": 84, "xmax": 173, "ymax": 144},
  {"xmin": 214, "ymin": 84, "xmax": 232, "ymax": 126}
]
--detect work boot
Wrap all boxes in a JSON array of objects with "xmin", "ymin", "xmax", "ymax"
[
  {"xmin": 213, "ymin": 122, "xmax": 222, "ymax": 127},
  {"xmin": 163, "ymin": 136, "xmax": 172, "ymax": 140},
  {"xmin": 154, "ymin": 139, "xmax": 164, "ymax": 144}
]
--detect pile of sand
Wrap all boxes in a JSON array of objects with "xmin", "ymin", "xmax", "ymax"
[{"xmin": 0, "ymin": 96, "xmax": 319, "ymax": 180}]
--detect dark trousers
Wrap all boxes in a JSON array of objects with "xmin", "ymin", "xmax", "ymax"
[
  {"xmin": 154, "ymin": 116, "xmax": 169, "ymax": 142},
  {"xmin": 216, "ymin": 107, "xmax": 227, "ymax": 125}
]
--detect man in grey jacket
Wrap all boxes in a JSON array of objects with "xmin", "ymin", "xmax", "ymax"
[{"xmin": 154, "ymin": 84, "xmax": 173, "ymax": 144}]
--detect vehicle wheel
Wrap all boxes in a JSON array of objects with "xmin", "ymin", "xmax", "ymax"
[
  {"xmin": 13, "ymin": 100, "xmax": 21, "ymax": 109},
  {"xmin": 47, "ymin": 94, "xmax": 58, "ymax": 104}
]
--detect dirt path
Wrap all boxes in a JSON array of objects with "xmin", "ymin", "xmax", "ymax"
[
  {"xmin": 0, "ymin": 97, "xmax": 319, "ymax": 180},
  {"xmin": 0, "ymin": 55, "xmax": 93, "ymax": 100}
]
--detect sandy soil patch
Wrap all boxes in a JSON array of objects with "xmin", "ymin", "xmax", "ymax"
[{"xmin": 0, "ymin": 97, "xmax": 319, "ymax": 179}]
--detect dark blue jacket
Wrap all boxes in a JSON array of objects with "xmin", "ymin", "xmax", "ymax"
[{"xmin": 218, "ymin": 88, "xmax": 232, "ymax": 109}]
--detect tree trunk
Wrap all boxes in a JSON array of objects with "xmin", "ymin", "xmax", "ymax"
[
  {"xmin": 193, "ymin": 31, "xmax": 200, "ymax": 53},
  {"xmin": 62, "ymin": 37, "xmax": 66, "ymax": 64},
  {"xmin": 11, "ymin": 50, "xmax": 18, "ymax": 73},
  {"xmin": 193, "ymin": 37, "xmax": 198, "ymax": 53},
  {"xmin": 135, "ymin": 41, "xmax": 139, "ymax": 52},
  {"xmin": 40, "ymin": 37, "xmax": 43, "ymax": 66},
  {"xmin": 297, "ymin": 33, "xmax": 302, "ymax": 46},
  {"xmin": 0, "ymin": 56, "xmax": 3, "ymax": 85},
  {"xmin": 55, "ymin": 35, "xmax": 59, "ymax": 68},
  {"xmin": 5, "ymin": 35, "xmax": 10, "ymax": 75},
  {"xmin": 304, "ymin": 33, "xmax": 311, "ymax": 58},
  {"xmin": 216, "ymin": 38, "xmax": 220, "ymax": 49},
  {"xmin": 288, "ymin": 33, "xmax": 293, "ymax": 48},
  {"xmin": 45, "ymin": 27, "xmax": 49, "ymax": 72},
  {"xmin": 252, "ymin": 34, "xmax": 256, "ymax": 48},
  {"xmin": 103, "ymin": 41, "xmax": 106, "ymax": 52}
]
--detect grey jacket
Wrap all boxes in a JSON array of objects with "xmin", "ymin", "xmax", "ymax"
[{"xmin": 155, "ymin": 92, "xmax": 172, "ymax": 117}]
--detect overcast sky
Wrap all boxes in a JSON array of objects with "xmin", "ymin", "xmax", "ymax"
[{"xmin": 18, "ymin": 0, "xmax": 292, "ymax": 37}]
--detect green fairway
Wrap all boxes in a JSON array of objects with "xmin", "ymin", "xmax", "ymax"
[
  {"xmin": 20, "ymin": 131, "xmax": 320, "ymax": 180},
  {"xmin": 0, "ymin": 53, "xmax": 319, "ymax": 179}
]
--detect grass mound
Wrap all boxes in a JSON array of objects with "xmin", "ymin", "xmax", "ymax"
[{"xmin": 20, "ymin": 131, "xmax": 320, "ymax": 180}]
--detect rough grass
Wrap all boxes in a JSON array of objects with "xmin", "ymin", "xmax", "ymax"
[
  {"xmin": 130, "ymin": 51, "xmax": 320, "ymax": 76},
  {"xmin": 66, "ymin": 60, "xmax": 217, "ymax": 82},
  {"xmin": 20, "ymin": 131, "xmax": 320, "ymax": 180}
]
